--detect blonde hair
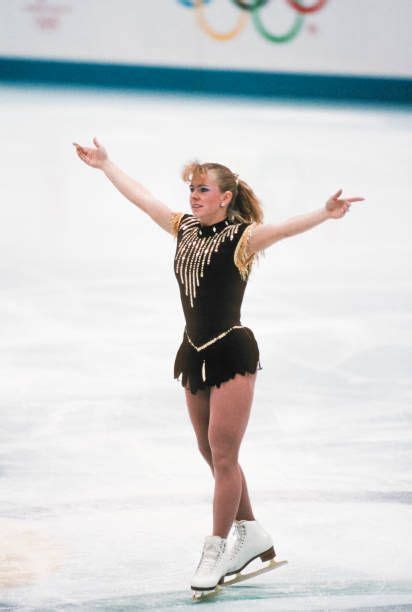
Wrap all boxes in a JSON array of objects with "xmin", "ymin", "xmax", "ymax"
[{"xmin": 181, "ymin": 161, "xmax": 264, "ymax": 224}]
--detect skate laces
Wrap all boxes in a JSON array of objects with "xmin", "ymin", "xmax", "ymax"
[
  {"xmin": 196, "ymin": 540, "xmax": 226, "ymax": 573},
  {"xmin": 230, "ymin": 523, "xmax": 246, "ymax": 559}
]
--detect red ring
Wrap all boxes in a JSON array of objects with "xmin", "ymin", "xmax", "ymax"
[{"xmin": 286, "ymin": 0, "xmax": 327, "ymax": 14}]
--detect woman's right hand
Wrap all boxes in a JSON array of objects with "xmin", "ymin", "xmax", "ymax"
[{"xmin": 73, "ymin": 136, "xmax": 108, "ymax": 169}]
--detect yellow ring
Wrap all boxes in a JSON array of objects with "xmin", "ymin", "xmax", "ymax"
[{"xmin": 194, "ymin": 0, "xmax": 249, "ymax": 42}]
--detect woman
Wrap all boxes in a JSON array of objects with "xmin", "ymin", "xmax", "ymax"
[{"xmin": 73, "ymin": 137, "xmax": 364, "ymax": 596}]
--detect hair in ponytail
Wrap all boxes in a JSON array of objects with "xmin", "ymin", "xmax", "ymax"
[{"xmin": 181, "ymin": 160, "xmax": 264, "ymax": 224}]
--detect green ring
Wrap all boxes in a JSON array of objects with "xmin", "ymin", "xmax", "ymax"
[
  {"xmin": 252, "ymin": 2, "xmax": 304, "ymax": 43},
  {"xmin": 231, "ymin": 0, "xmax": 269, "ymax": 10}
]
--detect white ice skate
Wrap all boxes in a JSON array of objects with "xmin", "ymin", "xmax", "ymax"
[
  {"xmin": 191, "ymin": 535, "xmax": 229, "ymax": 601},
  {"xmin": 222, "ymin": 519, "xmax": 287, "ymax": 586}
]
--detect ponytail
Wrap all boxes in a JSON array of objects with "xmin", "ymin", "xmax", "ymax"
[{"xmin": 228, "ymin": 177, "xmax": 264, "ymax": 224}]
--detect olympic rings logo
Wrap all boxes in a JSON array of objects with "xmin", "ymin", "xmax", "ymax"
[{"xmin": 177, "ymin": 0, "xmax": 327, "ymax": 44}]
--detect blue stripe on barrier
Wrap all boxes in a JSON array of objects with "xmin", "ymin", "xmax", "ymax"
[{"xmin": 0, "ymin": 56, "xmax": 411, "ymax": 105}]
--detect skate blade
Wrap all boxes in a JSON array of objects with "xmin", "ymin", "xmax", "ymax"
[
  {"xmin": 192, "ymin": 584, "xmax": 223, "ymax": 601},
  {"xmin": 222, "ymin": 559, "xmax": 288, "ymax": 586}
]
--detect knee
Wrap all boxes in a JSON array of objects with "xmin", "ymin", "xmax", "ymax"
[{"xmin": 210, "ymin": 445, "xmax": 238, "ymax": 472}]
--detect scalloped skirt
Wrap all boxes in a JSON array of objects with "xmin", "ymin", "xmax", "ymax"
[{"xmin": 174, "ymin": 326, "xmax": 263, "ymax": 395}]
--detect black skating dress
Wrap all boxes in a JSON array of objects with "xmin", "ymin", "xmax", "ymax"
[{"xmin": 171, "ymin": 212, "xmax": 263, "ymax": 395}]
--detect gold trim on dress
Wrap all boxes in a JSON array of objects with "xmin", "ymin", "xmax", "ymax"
[
  {"xmin": 171, "ymin": 211, "xmax": 184, "ymax": 238},
  {"xmin": 234, "ymin": 223, "xmax": 257, "ymax": 281},
  {"xmin": 185, "ymin": 325, "xmax": 244, "ymax": 352}
]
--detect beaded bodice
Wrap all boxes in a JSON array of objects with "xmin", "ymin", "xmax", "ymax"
[{"xmin": 171, "ymin": 212, "xmax": 256, "ymax": 346}]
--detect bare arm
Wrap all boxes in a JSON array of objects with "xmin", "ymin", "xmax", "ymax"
[
  {"xmin": 73, "ymin": 137, "xmax": 175, "ymax": 235},
  {"xmin": 100, "ymin": 159, "xmax": 174, "ymax": 233},
  {"xmin": 248, "ymin": 189, "xmax": 365, "ymax": 255}
]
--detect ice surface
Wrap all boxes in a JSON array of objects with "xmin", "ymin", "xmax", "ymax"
[{"xmin": 0, "ymin": 85, "xmax": 411, "ymax": 610}]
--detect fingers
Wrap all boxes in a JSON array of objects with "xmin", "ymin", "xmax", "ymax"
[
  {"xmin": 74, "ymin": 147, "xmax": 88, "ymax": 163},
  {"xmin": 72, "ymin": 142, "xmax": 90, "ymax": 163},
  {"xmin": 73, "ymin": 142, "xmax": 85, "ymax": 155},
  {"xmin": 73, "ymin": 140, "xmax": 99, "ymax": 153},
  {"xmin": 341, "ymin": 197, "xmax": 365, "ymax": 208},
  {"xmin": 331, "ymin": 189, "xmax": 365, "ymax": 203},
  {"xmin": 330, "ymin": 189, "xmax": 365, "ymax": 205}
]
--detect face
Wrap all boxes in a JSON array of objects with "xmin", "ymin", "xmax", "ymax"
[{"xmin": 189, "ymin": 171, "xmax": 232, "ymax": 221}]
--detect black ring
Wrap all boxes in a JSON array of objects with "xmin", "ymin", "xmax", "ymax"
[{"xmin": 231, "ymin": 0, "xmax": 269, "ymax": 10}]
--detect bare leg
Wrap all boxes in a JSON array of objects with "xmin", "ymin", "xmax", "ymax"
[
  {"xmin": 184, "ymin": 384, "xmax": 213, "ymax": 473},
  {"xmin": 208, "ymin": 372, "xmax": 257, "ymax": 538},
  {"xmin": 184, "ymin": 383, "xmax": 255, "ymax": 523},
  {"xmin": 236, "ymin": 465, "xmax": 256, "ymax": 522}
]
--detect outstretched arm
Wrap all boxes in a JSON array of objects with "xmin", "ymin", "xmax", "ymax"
[
  {"xmin": 248, "ymin": 189, "xmax": 365, "ymax": 255},
  {"xmin": 73, "ymin": 137, "xmax": 175, "ymax": 235}
]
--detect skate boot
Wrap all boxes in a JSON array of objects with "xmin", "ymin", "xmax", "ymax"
[
  {"xmin": 191, "ymin": 534, "xmax": 229, "ymax": 599},
  {"xmin": 225, "ymin": 519, "xmax": 276, "ymax": 576}
]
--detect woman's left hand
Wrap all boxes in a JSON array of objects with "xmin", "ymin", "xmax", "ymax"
[{"xmin": 326, "ymin": 189, "xmax": 365, "ymax": 219}]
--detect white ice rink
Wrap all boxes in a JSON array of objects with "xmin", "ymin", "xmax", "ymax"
[{"xmin": 1, "ymin": 85, "xmax": 411, "ymax": 610}]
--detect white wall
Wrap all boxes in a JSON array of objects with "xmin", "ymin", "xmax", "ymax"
[{"xmin": 1, "ymin": 0, "xmax": 411, "ymax": 78}]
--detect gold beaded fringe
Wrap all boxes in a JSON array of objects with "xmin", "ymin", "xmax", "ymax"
[
  {"xmin": 233, "ymin": 222, "xmax": 257, "ymax": 281},
  {"xmin": 171, "ymin": 211, "xmax": 184, "ymax": 238},
  {"xmin": 175, "ymin": 215, "xmax": 241, "ymax": 308}
]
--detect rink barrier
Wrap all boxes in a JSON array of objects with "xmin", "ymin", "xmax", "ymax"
[{"xmin": 0, "ymin": 57, "xmax": 411, "ymax": 105}]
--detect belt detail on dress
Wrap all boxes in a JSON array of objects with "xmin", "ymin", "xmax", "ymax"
[{"xmin": 185, "ymin": 325, "xmax": 244, "ymax": 352}]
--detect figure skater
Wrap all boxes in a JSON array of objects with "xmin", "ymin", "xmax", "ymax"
[{"xmin": 73, "ymin": 137, "xmax": 364, "ymax": 597}]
